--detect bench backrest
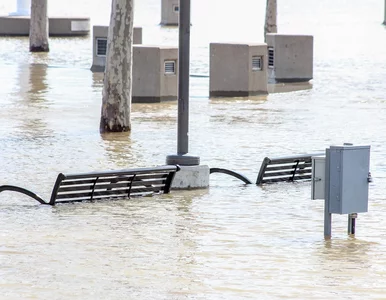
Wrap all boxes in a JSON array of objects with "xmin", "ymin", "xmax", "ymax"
[
  {"xmin": 256, "ymin": 153, "xmax": 323, "ymax": 185},
  {"xmin": 49, "ymin": 165, "xmax": 179, "ymax": 205}
]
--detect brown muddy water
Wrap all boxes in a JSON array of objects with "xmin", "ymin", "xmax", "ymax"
[{"xmin": 0, "ymin": 0, "xmax": 386, "ymax": 299}]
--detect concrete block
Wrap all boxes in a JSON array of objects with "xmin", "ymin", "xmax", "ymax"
[
  {"xmin": 90, "ymin": 25, "xmax": 142, "ymax": 72},
  {"xmin": 266, "ymin": 33, "xmax": 313, "ymax": 83},
  {"xmin": 49, "ymin": 17, "xmax": 90, "ymax": 36},
  {"xmin": 0, "ymin": 16, "xmax": 90, "ymax": 36},
  {"xmin": 171, "ymin": 165, "xmax": 210, "ymax": 189},
  {"xmin": 210, "ymin": 43, "xmax": 268, "ymax": 97},
  {"xmin": 132, "ymin": 45, "xmax": 178, "ymax": 103},
  {"xmin": 161, "ymin": 0, "xmax": 179, "ymax": 26}
]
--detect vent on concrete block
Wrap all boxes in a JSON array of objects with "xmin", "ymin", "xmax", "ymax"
[
  {"xmin": 96, "ymin": 38, "xmax": 107, "ymax": 56},
  {"xmin": 252, "ymin": 56, "xmax": 263, "ymax": 71},
  {"xmin": 173, "ymin": 5, "xmax": 179, "ymax": 12},
  {"xmin": 165, "ymin": 60, "xmax": 176, "ymax": 74},
  {"xmin": 268, "ymin": 47, "xmax": 274, "ymax": 68}
]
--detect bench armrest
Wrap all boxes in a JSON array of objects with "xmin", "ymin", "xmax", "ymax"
[
  {"xmin": 209, "ymin": 168, "xmax": 252, "ymax": 184},
  {"xmin": 0, "ymin": 185, "xmax": 47, "ymax": 204}
]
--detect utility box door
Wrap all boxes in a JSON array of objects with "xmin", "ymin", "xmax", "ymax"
[
  {"xmin": 327, "ymin": 145, "xmax": 370, "ymax": 214},
  {"xmin": 311, "ymin": 156, "xmax": 325, "ymax": 200}
]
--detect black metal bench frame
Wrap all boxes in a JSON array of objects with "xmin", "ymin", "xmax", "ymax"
[
  {"xmin": 210, "ymin": 153, "xmax": 323, "ymax": 185},
  {"xmin": 0, "ymin": 165, "xmax": 180, "ymax": 205}
]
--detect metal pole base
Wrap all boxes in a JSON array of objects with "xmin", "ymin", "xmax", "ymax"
[{"xmin": 166, "ymin": 154, "xmax": 200, "ymax": 166}]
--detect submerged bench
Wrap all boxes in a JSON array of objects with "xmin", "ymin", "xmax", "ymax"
[
  {"xmin": 0, "ymin": 165, "xmax": 180, "ymax": 205},
  {"xmin": 210, "ymin": 153, "xmax": 323, "ymax": 185}
]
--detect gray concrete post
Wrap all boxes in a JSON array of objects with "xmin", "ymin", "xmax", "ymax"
[{"xmin": 160, "ymin": 0, "xmax": 179, "ymax": 26}]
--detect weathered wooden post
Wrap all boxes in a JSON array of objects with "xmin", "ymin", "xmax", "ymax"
[
  {"xmin": 29, "ymin": 0, "xmax": 49, "ymax": 52},
  {"xmin": 264, "ymin": 0, "xmax": 277, "ymax": 41},
  {"xmin": 100, "ymin": 0, "xmax": 134, "ymax": 132}
]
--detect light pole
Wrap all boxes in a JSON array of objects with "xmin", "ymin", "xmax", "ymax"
[{"xmin": 166, "ymin": 0, "xmax": 200, "ymax": 166}]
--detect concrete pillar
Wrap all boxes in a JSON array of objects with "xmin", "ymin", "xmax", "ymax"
[
  {"xmin": 266, "ymin": 33, "xmax": 313, "ymax": 83},
  {"xmin": 209, "ymin": 43, "xmax": 268, "ymax": 97},
  {"xmin": 10, "ymin": 0, "xmax": 31, "ymax": 16},
  {"xmin": 132, "ymin": 45, "xmax": 178, "ymax": 103},
  {"xmin": 171, "ymin": 165, "xmax": 210, "ymax": 189},
  {"xmin": 160, "ymin": 0, "xmax": 179, "ymax": 26}
]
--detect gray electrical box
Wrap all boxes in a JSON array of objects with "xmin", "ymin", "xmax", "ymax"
[
  {"xmin": 326, "ymin": 145, "xmax": 370, "ymax": 214},
  {"xmin": 311, "ymin": 155, "xmax": 325, "ymax": 200}
]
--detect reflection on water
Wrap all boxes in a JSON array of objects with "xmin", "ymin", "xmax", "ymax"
[
  {"xmin": 27, "ymin": 64, "xmax": 49, "ymax": 100},
  {"xmin": 14, "ymin": 63, "xmax": 54, "ymax": 145},
  {"xmin": 100, "ymin": 131, "xmax": 139, "ymax": 168},
  {"xmin": 91, "ymin": 70, "xmax": 104, "ymax": 90},
  {"xmin": 0, "ymin": 0, "xmax": 386, "ymax": 299}
]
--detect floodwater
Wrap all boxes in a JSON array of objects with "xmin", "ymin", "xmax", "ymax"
[{"xmin": 1, "ymin": 0, "xmax": 386, "ymax": 299}]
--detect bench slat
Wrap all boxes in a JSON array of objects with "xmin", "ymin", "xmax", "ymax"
[
  {"xmin": 55, "ymin": 191, "xmax": 156, "ymax": 204},
  {"xmin": 260, "ymin": 174, "xmax": 312, "ymax": 184},
  {"xmin": 256, "ymin": 153, "xmax": 323, "ymax": 185},
  {"xmin": 62, "ymin": 166, "xmax": 178, "ymax": 180},
  {"xmin": 55, "ymin": 185, "xmax": 166, "ymax": 201},
  {"xmin": 57, "ymin": 179, "xmax": 167, "ymax": 193},
  {"xmin": 263, "ymin": 154, "xmax": 315, "ymax": 164},
  {"xmin": 263, "ymin": 169, "xmax": 312, "ymax": 177},
  {"xmin": 59, "ymin": 173, "xmax": 169, "ymax": 186},
  {"xmin": 265, "ymin": 163, "xmax": 312, "ymax": 171}
]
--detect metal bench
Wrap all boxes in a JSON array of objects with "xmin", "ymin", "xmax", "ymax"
[
  {"xmin": 0, "ymin": 165, "xmax": 180, "ymax": 205},
  {"xmin": 210, "ymin": 153, "xmax": 323, "ymax": 185},
  {"xmin": 255, "ymin": 153, "xmax": 323, "ymax": 184}
]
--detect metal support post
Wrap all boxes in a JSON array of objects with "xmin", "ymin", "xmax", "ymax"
[
  {"xmin": 348, "ymin": 213, "xmax": 357, "ymax": 235},
  {"xmin": 166, "ymin": 0, "xmax": 199, "ymax": 166},
  {"xmin": 324, "ymin": 200, "xmax": 332, "ymax": 238},
  {"xmin": 177, "ymin": 0, "xmax": 190, "ymax": 156},
  {"xmin": 324, "ymin": 148, "xmax": 332, "ymax": 238}
]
